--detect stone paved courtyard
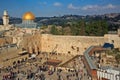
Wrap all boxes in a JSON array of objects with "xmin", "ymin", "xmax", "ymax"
[{"xmin": 0, "ymin": 47, "xmax": 91, "ymax": 80}]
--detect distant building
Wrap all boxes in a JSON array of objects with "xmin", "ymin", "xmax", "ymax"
[
  {"xmin": 0, "ymin": 10, "xmax": 12, "ymax": 31},
  {"xmin": 16, "ymin": 12, "xmax": 38, "ymax": 28},
  {"xmin": 2, "ymin": 10, "xmax": 9, "ymax": 26},
  {"xmin": 83, "ymin": 46, "xmax": 120, "ymax": 80},
  {"xmin": 15, "ymin": 12, "xmax": 39, "ymax": 34},
  {"xmin": 97, "ymin": 67, "xmax": 120, "ymax": 80}
]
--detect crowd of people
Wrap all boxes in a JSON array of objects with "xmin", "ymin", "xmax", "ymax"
[{"xmin": 0, "ymin": 52, "xmax": 91, "ymax": 80}]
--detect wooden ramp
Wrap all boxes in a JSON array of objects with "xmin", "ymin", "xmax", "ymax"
[{"xmin": 58, "ymin": 55, "xmax": 81, "ymax": 67}]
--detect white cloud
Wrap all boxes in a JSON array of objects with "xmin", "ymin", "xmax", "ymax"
[
  {"xmin": 104, "ymin": 4, "xmax": 116, "ymax": 9},
  {"xmin": 82, "ymin": 5, "xmax": 99, "ymax": 10},
  {"xmin": 67, "ymin": 3, "xmax": 118, "ymax": 13},
  {"xmin": 82, "ymin": 4, "xmax": 116, "ymax": 10},
  {"xmin": 68, "ymin": 3, "xmax": 80, "ymax": 10},
  {"xmin": 53, "ymin": 2, "xmax": 62, "ymax": 7}
]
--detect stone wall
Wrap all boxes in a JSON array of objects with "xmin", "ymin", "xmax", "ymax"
[
  {"xmin": 0, "ymin": 37, "xmax": 13, "ymax": 46},
  {"xmin": 41, "ymin": 34, "xmax": 105, "ymax": 55},
  {"xmin": 20, "ymin": 33, "xmax": 120, "ymax": 55},
  {"xmin": 21, "ymin": 34, "xmax": 41, "ymax": 53},
  {"xmin": 0, "ymin": 25, "xmax": 12, "ymax": 31},
  {"xmin": 104, "ymin": 34, "xmax": 120, "ymax": 49}
]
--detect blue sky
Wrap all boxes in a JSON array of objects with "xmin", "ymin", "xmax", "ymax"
[{"xmin": 0, "ymin": 0, "xmax": 120, "ymax": 17}]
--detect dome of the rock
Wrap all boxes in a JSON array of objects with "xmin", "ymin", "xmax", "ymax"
[{"xmin": 22, "ymin": 12, "xmax": 35, "ymax": 20}]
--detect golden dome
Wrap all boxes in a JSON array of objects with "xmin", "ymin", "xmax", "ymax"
[{"xmin": 22, "ymin": 12, "xmax": 35, "ymax": 20}]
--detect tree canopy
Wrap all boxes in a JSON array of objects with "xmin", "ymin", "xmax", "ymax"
[{"xmin": 49, "ymin": 20, "xmax": 108, "ymax": 36}]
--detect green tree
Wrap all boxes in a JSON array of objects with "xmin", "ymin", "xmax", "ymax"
[
  {"xmin": 70, "ymin": 20, "xmax": 86, "ymax": 35},
  {"xmin": 50, "ymin": 25, "xmax": 59, "ymax": 35},
  {"xmin": 78, "ymin": 20, "xmax": 86, "ymax": 35},
  {"xmin": 85, "ymin": 20, "xmax": 108, "ymax": 36}
]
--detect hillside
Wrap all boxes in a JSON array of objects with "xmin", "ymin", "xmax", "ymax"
[{"xmin": 0, "ymin": 13, "xmax": 120, "ymax": 36}]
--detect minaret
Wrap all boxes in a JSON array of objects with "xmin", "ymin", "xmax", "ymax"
[{"xmin": 2, "ymin": 10, "xmax": 9, "ymax": 26}]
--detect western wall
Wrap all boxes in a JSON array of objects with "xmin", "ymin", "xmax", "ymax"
[
  {"xmin": 19, "ymin": 29, "xmax": 120, "ymax": 55},
  {"xmin": 21, "ymin": 34, "xmax": 104, "ymax": 55},
  {"xmin": 40, "ymin": 34, "xmax": 105, "ymax": 55}
]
